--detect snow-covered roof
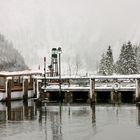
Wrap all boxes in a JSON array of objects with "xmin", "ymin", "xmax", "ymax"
[
  {"xmin": 33, "ymin": 74, "xmax": 140, "ymax": 80},
  {"xmin": 0, "ymin": 70, "xmax": 43, "ymax": 77}
]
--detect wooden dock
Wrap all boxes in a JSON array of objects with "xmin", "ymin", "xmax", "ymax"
[
  {"xmin": 33, "ymin": 75, "xmax": 140, "ymax": 104},
  {"xmin": 0, "ymin": 70, "xmax": 42, "ymax": 102}
]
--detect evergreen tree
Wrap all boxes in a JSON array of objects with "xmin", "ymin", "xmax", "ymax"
[
  {"xmin": 98, "ymin": 46, "xmax": 114, "ymax": 75},
  {"xmin": 105, "ymin": 46, "xmax": 114, "ymax": 75},
  {"xmin": 99, "ymin": 53, "xmax": 106, "ymax": 75},
  {"xmin": 117, "ymin": 41, "xmax": 137, "ymax": 74},
  {"xmin": 134, "ymin": 45, "xmax": 140, "ymax": 73}
]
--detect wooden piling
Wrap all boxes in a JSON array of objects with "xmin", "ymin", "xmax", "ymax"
[
  {"xmin": 90, "ymin": 79, "xmax": 96, "ymax": 104},
  {"xmin": 110, "ymin": 91, "xmax": 121, "ymax": 103},
  {"xmin": 64, "ymin": 91, "xmax": 73, "ymax": 103},
  {"xmin": 23, "ymin": 76, "xmax": 28, "ymax": 102},
  {"xmin": 7, "ymin": 79, "xmax": 12, "ymax": 102},
  {"xmin": 136, "ymin": 79, "xmax": 140, "ymax": 102},
  {"xmin": 34, "ymin": 79, "xmax": 37, "ymax": 97},
  {"xmin": 36, "ymin": 79, "xmax": 42, "ymax": 99},
  {"xmin": 6, "ymin": 77, "xmax": 12, "ymax": 103},
  {"xmin": 64, "ymin": 92, "xmax": 68, "ymax": 103}
]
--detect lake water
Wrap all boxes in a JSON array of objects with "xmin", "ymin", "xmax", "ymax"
[{"xmin": 0, "ymin": 100, "xmax": 140, "ymax": 140}]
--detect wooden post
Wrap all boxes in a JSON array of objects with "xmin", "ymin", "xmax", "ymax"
[
  {"xmin": 34, "ymin": 79, "xmax": 37, "ymax": 97},
  {"xmin": 36, "ymin": 79, "xmax": 42, "ymax": 99},
  {"xmin": 110, "ymin": 91, "xmax": 114, "ymax": 103},
  {"xmin": 23, "ymin": 76, "xmax": 28, "ymax": 102},
  {"xmin": 64, "ymin": 92, "xmax": 68, "ymax": 103},
  {"xmin": 136, "ymin": 79, "xmax": 140, "ymax": 102},
  {"xmin": 64, "ymin": 91, "xmax": 72, "ymax": 103},
  {"xmin": 110, "ymin": 91, "xmax": 121, "ymax": 103},
  {"xmin": 46, "ymin": 92, "xmax": 50, "ymax": 101},
  {"xmin": 90, "ymin": 79, "xmax": 96, "ymax": 104},
  {"xmin": 65, "ymin": 92, "xmax": 73, "ymax": 103},
  {"xmin": 87, "ymin": 91, "xmax": 90, "ymax": 103},
  {"xmin": 6, "ymin": 77, "xmax": 12, "ymax": 103}
]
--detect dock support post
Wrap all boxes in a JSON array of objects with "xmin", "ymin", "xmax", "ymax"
[
  {"xmin": 23, "ymin": 76, "xmax": 28, "ymax": 102},
  {"xmin": 70, "ymin": 92, "xmax": 73, "ymax": 103},
  {"xmin": 64, "ymin": 91, "xmax": 72, "ymax": 103},
  {"xmin": 110, "ymin": 91, "xmax": 121, "ymax": 104},
  {"xmin": 90, "ymin": 79, "xmax": 96, "ymax": 104},
  {"xmin": 87, "ymin": 91, "xmax": 90, "ymax": 103},
  {"xmin": 64, "ymin": 92, "xmax": 68, "ymax": 103},
  {"xmin": 136, "ymin": 79, "xmax": 140, "ymax": 102},
  {"xmin": 6, "ymin": 77, "xmax": 12, "ymax": 103},
  {"xmin": 37, "ymin": 80, "xmax": 42, "ymax": 99},
  {"xmin": 34, "ymin": 79, "xmax": 37, "ymax": 97}
]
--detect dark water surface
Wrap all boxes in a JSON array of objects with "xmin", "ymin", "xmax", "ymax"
[{"xmin": 0, "ymin": 100, "xmax": 140, "ymax": 140}]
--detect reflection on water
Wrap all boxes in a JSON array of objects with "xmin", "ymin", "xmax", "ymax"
[{"xmin": 0, "ymin": 101, "xmax": 140, "ymax": 140}]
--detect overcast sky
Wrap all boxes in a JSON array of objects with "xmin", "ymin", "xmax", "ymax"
[{"xmin": 0, "ymin": 0, "xmax": 140, "ymax": 74}]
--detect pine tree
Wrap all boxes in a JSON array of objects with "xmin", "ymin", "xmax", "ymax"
[
  {"xmin": 134, "ymin": 45, "xmax": 140, "ymax": 73},
  {"xmin": 116, "ymin": 41, "xmax": 137, "ymax": 74},
  {"xmin": 98, "ymin": 46, "xmax": 114, "ymax": 75},
  {"xmin": 105, "ymin": 46, "xmax": 114, "ymax": 75},
  {"xmin": 99, "ymin": 53, "xmax": 106, "ymax": 75}
]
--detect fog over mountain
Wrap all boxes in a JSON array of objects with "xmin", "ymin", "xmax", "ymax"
[{"xmin": 0, "ymin": 0, "xmax": 140, "ymax": 74}]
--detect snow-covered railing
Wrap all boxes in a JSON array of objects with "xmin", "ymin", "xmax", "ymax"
[{"xmin": 41, "ymin": 82, "xmax": 136, "ymax": 92}]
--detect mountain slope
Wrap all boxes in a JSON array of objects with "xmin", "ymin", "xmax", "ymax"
[{"xmin": 0, "ymin": 33, "xmax": 28, "ymax": 71}]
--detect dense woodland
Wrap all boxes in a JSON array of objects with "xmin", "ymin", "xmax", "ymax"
[
  {"xmin": 0, "ymin": 33, "xmax": 28, "ymax": 71},
  {"xmin": 98, "ymin": 41, "xmax": 140, "ymax": 75}
]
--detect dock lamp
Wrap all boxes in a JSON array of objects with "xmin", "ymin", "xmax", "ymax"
[{"xmin": 58, "ymin": 47, "xmax": 62, "ymax": 102}]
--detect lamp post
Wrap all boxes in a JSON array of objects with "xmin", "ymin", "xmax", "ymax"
[
  {"xmin": 58, "ymin": 47, "xmax": 62, "ymax": 102},
  {"xmin": 51, "ymin": 48, "xmax": 58, "ymax": 76}
]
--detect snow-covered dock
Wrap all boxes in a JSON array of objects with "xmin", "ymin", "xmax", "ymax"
[
  {"xmin": 33, "ymin": 74, "xmax": 140, "ymax": 104},
  {"xmin": 0, "ymin": 70, "xmax": 42, "ymax": 101}
]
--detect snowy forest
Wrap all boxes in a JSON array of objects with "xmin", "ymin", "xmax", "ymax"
[
  {"xmin": 0, "ymin": 33, "xmax": 28, "ymax": 71},
  {"xmin": 98, "ymin": 41, "xmax": 140, "ymax": 75}
]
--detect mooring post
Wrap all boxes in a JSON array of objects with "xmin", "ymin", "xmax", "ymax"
[
  {"xmin": 110, "ymin": 91, "xmax": 115, "ymax": 103},
  {"xmin": 118, "ymin": 92, "xmax": 121, "ymax": 103},
  {"xmin": 110, "ymin": 80, "xmax": 121, "ymax": 103},
  {"xmin": 90, "ymin": 79, "xmax": 96, "ymax": 104},
  {"xmin": 36, "ymin": 79, "xmax": 42, "ymax": 99},
  {"xmin": 64, "ymin": 91, "xmax": 72, "ymax": 103},
  {"xmin": 136, "ymin": 79, "xmax": 140, "ymax": 102},
  {"xmin": 69, "ymin": 92, "xmax": 73, "ymax": 103},
  {"xmin": 110, "ymin": 91, "xmax": 121, "ymax": 104},
  {"xmin": 34, "ymin": 79, "xmax": 37, "ymax": 97},
  {"xmin": 64, "ymin": 92, "xmax": 68, "ymax": 103},
  {"xmin": 23, "ymin": 76, "xmax": 28, "ymax": 102},
  {"xmin": 5, "ymin": 77, "xmax": 12, "ymax": 103}
]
